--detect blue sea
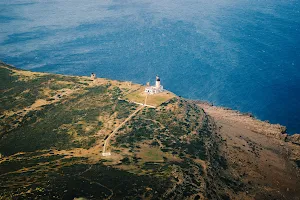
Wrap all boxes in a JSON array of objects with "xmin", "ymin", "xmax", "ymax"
[{"xmin": 1, "ymin": 0, "xmax": 300, "ymax": 134}]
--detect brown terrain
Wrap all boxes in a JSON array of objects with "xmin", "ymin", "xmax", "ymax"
[
  {"xmin": 1, "ymin": 62, "xmax": 300, "ymax": 199},
  {"xmin": 197, "ymin": 101, "xmax": 300, "ymax": 200}
]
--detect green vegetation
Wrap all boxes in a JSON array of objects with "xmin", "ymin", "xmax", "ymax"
[
  {"xmin": 114, "ymin": 98, "xmax": 208, "ymax": 160},
  {"xmin": 0, "ymin": 63, "xmax": 230, "ymax": 199},
  {"xmin": 0, "ymin": 64, "xmax": 137, "ymax": 156},
  {"xmin": 0, "ymin": 158, "xmax": 171, "ymax": 200}
]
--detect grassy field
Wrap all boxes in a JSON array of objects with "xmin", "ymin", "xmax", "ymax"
[
  {"xmin": 0, "ymin": 62, "xmax": 223, "ymax": 199},
  {"xmin": 136, "ymin": 145, "xmax": 165, "ymax": 163},
  {"xmin": 124, "ymin": 87, "xmax": 175, "ymax": 107}
]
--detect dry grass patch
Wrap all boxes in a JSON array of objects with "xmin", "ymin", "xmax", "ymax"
[
  {"xmin": 125, "ymin": 87, "xmax": 175, "ymax": 107},
  {"xmin": 146, "ymin": 91, "xmax": 175, "ymax": 107},
  {"xmin": 56, "ymin": 80, "xmax": 74, "ymax": 86},
  {"xmin": 137, "ymin": 145, "xmax": 165, "ymax": 163},
  {"xmin": 12, "ymin": 70, "xmax": 46, "ymax": 80},
  {"xmin": 0, "ymin": 65, "xmax": 47, "ymax": 81},
  {"xmin": 124, "ymin": 88, "xmax": 146, "ymax": 104}
]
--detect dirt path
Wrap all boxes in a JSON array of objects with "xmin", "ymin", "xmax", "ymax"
[
  {"xmin": 144, "ymin": 94, "xmax": 148, "ymax": 105},
  {"xmin": 102, "ymin": 94, "xmax": 151, "ymax": 156},
  {"xmin": 102, "ymin": 105, "xmax": 145, "ymax": 156}
]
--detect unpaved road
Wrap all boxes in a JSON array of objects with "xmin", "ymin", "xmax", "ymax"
[{"xmin": 102, "ymin": 105, "xmax": 145, "ymax": 155}]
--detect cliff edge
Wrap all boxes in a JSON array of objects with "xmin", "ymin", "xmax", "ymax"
[{"xmin": 0, "ymin": 62, "xmax": 300, "ymax": 200}]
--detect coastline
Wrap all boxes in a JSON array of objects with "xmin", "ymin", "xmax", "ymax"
[
  {"xmin": 1, "ymin": 61, "xmax": 299, "ymax": 143},
  {"xmin": 191, "ymin": 99, "xmax": 300, "ymax": 144},
  {"xmin": 1, "ymin": 61, "xmax": 300, "ymax": 199}
]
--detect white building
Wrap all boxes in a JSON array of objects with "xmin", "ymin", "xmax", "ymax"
[
  {"xmin": 145, "ymin": 75, "xmax": 164, "ymax": 95},
  {"xmin": 91, "ymin": 73, "xmax": 96, "ymax": 80}
]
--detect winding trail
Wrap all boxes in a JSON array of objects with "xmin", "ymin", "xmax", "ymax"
[
  {"xmin": 102, "ymin": 94, "xmax": 151, "ymax": 156},
  {"xmin": 102, "ymin": 105, "xmax": 145, "ymax": 156}
]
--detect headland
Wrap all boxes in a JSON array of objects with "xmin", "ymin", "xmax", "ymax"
[{"xmin": 0, "ymin": 62, "xmax": 299, "ymax": 199}]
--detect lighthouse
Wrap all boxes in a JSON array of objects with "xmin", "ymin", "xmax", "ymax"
[
  {"xmin": 145, "ymin": 75, "xmax": 164, "ymax": 95},
  {"xmin": 156, "ymin": 75, "xmax": 161, "ymax": 89}
]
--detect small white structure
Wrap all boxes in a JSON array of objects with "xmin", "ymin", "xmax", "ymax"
[
  {"xmin": 91, "ymin": 73, "xmax": 96, "ymax": 80},
  {"xmin": 102, "ymin": 152, "xmax": 111, "ymax": 156},
  {"xmin": 145, "ymin": 75, "xmax": 164, "ymax": 95},
  {"xmin": 127, "ymin": 81, "xmax": 132, "ymax": 87}
]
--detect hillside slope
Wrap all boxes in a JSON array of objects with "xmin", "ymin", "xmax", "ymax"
[
  {"xmin": 0, "ymin": 62, "xmax": 300, "ymax": 200},
  {"xmin": 197, "ymin": 102, "xmax": 300, "ymax": 199}
]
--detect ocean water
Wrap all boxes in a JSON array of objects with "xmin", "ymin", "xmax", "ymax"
[{"xmin": 0, "ymin": 0, "xmax": 300, "ymax": 134}]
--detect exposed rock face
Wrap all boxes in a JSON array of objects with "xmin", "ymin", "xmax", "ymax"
[
  {"xmin": 192, "ymin": 100, "xmax": 288, "ymax": 140},
  {"xmin": 197, "ymin": 102, "xmax": 300, "ymax": 200},
  {"xmin": 288, "ymin": 134, "xmax": 300, "ymax": 145}
]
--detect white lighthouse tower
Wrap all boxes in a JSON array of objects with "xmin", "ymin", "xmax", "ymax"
[
  {"xmin": 155, "ymin": 75, "xmax": 161, "ymax": 89},
  {"xmin": 145, "ymin": 75, "xmax": 164, "ymax": 95}
]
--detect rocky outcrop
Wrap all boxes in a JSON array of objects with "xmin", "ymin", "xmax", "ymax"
[
  {"xmin": 287, "ymin": 134, "xmax": 300, "ymax": 145},
  {"xmin": 195, "ymin": 101, "xmax": 288, "ymax": 141}
]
